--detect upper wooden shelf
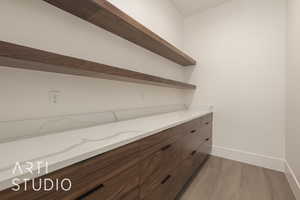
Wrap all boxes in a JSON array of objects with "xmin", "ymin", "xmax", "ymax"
[
  {"xmin": 0, "ymin": 41, "xmax": 196, "ymax": 90},
  {"xmin": 43, "ymin": 0, "xmax": 196, "ymax": 66}
]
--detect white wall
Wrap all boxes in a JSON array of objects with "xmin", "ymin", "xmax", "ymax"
[
  {"xmin": 0, "ymin": 0, "xmax": 185, "ymax": 141},
  {"xmin": 287, "ymin": 0, "xmax": 300, "ymax": 197},
  {"xmin": 109, "ymin": 0, "xmax": 184, "ymax": 48},
  {"xmin": 184, "ymin": 0, "xmax": 287, "ymax": 166}
]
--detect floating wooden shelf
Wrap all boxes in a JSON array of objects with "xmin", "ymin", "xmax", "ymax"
[
  {"xmin": 0, "ymin": 41, "xmax": 196, "ymax": 89},
  {"xmin": 43, "ymin": 0, "xmax": 196, "ymax": 66}
]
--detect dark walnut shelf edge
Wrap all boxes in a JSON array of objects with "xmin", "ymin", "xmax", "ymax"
[
  {"xmin": 0, "ymin": 41, "xmax": 196, "ymax": 90},
  {"xmin": 42, "ymin": 0, "xmax": 197, "ymax": 67}
]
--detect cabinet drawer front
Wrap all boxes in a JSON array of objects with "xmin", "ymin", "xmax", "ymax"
[
  {"xmin": 77, "ymin": 165, "xmax": 140, "ymax": 200},
  {"xmin": 142, "ymin": 169, "xmax": 179, "ymax": 200},
  {"xmin": 142, "ymin": 177, "xmax": 170, "ymax": 200},
  {"xmin": 121, "ymin": 188, "xmax": 140, "ymax": 200},
  {"xmin": 201, "ymin": 113, "xmax": 213, "ymax": 127},
  {"xmin": 183, "ymin": 114, "xmax": 212, "ymax": 142},
  {"xmin": 198, "ymin": 137, "xmax": 212, "ymax": 157},
  {"xmin": 39, "ymin": 154, "xmax": 141, "ymax": 200},
  {"xmin": 176, "ymin": 152, "xmax": 200, "ymax": 191},
  {"xmin": 140, "ymin": 139, "xmax": 182, "ymax": 198},
  {"xmin": 183, "ymin": 118, "xmax": 201, "ymax": 133},
  {"xmin": 178, "ymin": 138, "xmax": 212, "ymax": 186},
  {"xmin": 191, "ymin": 137, "xmax": 212, "ymax": 172},
  {"xmin": 178, "ymin": 157, "xmax": 194, "ymax": 188},
  {"xmin": 181, "ymin": 131, "xmax": 203, "ymax": 161},
  {"xmin": 139, "ymin": 125, "xmax": 184, "ymax": 153},
  {"xmin": 0, "ymin": 142, "xmax": 141, "ymax": 200},
  {"xmin": 199, "ymin": 124, "xmax": 212, "ymax": 143}
]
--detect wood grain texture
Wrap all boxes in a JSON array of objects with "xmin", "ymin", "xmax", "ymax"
[
  {"xmin": 180, "ymin": 156, "xmax": 296, "ymax": 200},
  {"xmin": 143, "ymin": 167, "xmax": 180, "ymax": 200},
  {"xmin": 0, "ymin": 114, "xmax": 212, "ymax": 200},
  {"xmin": 180, "ymin": 114, "xmax": 213, "ymax": 158},
  {"xmin": 138, "ymin": 126, "xmax": 184, "ymax": 154},
  {"xmin": 42, "ymin": 0, "xmax": 196, "ymax": 66},
  {"xmin": 78, "ymin": 165, "xmax": 140, "ymax": 200},
  {"xmin": 0, "ymin": 41, "xmax": 196, "ymax": 89},
  {"xmin": 0, "ymin": 139, "xmax": 143, "ymax": 200},
  {"xmin": 119, "ymin": 188, "xmax": 140, "ymax": 200},
  {"xmin": 140, "ymin": 138, "xmax": 183, "ymax": 198},
  {"xmin": 141, "ymin": 116, "xmax": 212, "ymax": 200}
]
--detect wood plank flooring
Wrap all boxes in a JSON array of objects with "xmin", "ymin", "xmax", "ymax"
[{"xmin": 180, "ymin": 156, "xmax": 296, "ymax": 200}]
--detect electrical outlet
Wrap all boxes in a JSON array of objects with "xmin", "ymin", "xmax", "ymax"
[{"xmin": 49, "ymin": 90, "xmax": 60, "ymax": 104}]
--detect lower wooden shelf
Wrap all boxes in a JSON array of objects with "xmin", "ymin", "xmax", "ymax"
[{"xmin": 0, "ymin": 41, "xmax": 196, "ymax": 90}]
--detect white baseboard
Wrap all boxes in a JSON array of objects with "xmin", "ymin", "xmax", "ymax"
[
  {"xmin": 211, "ymin": 145, "xmax": 285, "ymax": 172},
  {"xmin": 285, "ymin": 162, "xmax": 300, "ymax": 200}
]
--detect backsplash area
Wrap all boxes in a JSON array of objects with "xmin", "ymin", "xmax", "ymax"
[
  {"xmin": 0, "ymin": 104, "xmax": 186, "ymax": 143},
  {"xmin": 0, "ymin": 66, "xmax": 186, "ymax": 143}
]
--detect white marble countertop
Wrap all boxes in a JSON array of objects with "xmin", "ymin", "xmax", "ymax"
[{"xmin": 0, "ymin": 109, "xmax": 211, "ymax": 191}]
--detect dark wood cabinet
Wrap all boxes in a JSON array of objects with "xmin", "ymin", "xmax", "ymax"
[
  {"xmin": 181, "ymin": 131, "xmax": 204, "ymax": 161},
  {"xmin": 177, "ymin": 154, "xmax": 196, "ymax": 189},
  {"xmin": 0, "ymin": 139, "xmax": 143, "ymax": 200},
  {"xmin": 77, "ymin": 165, "xmax": 140, "ymax": 200},
  {"xmin": 140, "ymin": 113, "xmax": 213, "ymax": 200},
  {"xmin": 143, "ymin": 167, "xmax": 180, "ymax": 200},
  {"xmin": 139, "ymin": 138, "xmax": 182, "ymax": 198},
  {"xmin": 0, "ymin": 113, "xmax": 213, "ymax": 200},
  {"xmin": 138, "ymin": 126, "xmax": 184, "ymax": 155},
  {"xmin": 121, "ymin": 188, "xmax": 140, "ymax": 200}
]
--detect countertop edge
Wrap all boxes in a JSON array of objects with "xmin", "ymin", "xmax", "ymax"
[{"xmin": 0, "ymin": 110, "xmax": 212, "ymax": 191}]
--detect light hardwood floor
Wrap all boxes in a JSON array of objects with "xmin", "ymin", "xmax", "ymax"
[{"xmin": 180, "ymin": 156, "xmax": 296, "ymax": 200}]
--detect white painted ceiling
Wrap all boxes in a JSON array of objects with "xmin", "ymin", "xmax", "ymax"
[{"xmin": 172, "ymin": 0, "xmax": 230, "ymax": 17}]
